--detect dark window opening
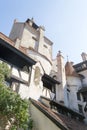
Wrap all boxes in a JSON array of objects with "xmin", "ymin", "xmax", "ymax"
[
  {"xmin": 43, "ymin": 44, "xmax": 48, "ymax": 48},
  {"xmin": 67, "ymin": 88, "xmax": 70, "ymax": 92},
  {"xmin": 82, "ymin": 92, "xmax": 87, "ymax": 102},
  {"xmin": 83, "ymin": 97, "xmax": 86, "ymax": 102},
  {"xmin": 51, "ymin": 85, "xmax": 55, "ymax": 93},
  {"xmin": 78, "ymin": 104, "xmax": 83, "ymax": 113},
  {"xmin": 77, "ymin": 92, "xmax": 81, "ymax": 101},
  {"xmin": 53, "ymin": 75, "xmax": 57, "ymax": 80},
  {"xmin": 32, "ymin": 36, "xmax": 37, "ymax": 41}
]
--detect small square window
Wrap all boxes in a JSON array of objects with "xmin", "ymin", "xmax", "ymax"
[{"xmin": 43, "ymin": 44, "xmax": 47, "ymax": 48}]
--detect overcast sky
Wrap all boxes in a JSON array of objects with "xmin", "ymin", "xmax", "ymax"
[{"xmin": 0, "ymin": 0, "xmax": 87, "ymax": 64}]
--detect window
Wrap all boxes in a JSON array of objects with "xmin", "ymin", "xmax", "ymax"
[
  {"xmin": 43, "ymin": 44, "xmax": 48, "ymax": 49},
  {"xmin": 84, "ymin": 103, "xmax": 87, "ymax": 112},
  {"xmin": 82, "ymin": 92, "xmax": 87, "ymax": 102},
  {"xmin": 34, "ymin": 66, "xmax": 40, "ymax": 85},
  {"xmin": 67, "ymin": 92, "xmax": 69, "ymax": 102},
  {"xmin": 51, "ymin": 85, "xmax": 55, "ymax": 93},
  {"xmin": 78, "ymin": 104, "xmax": 83, "ymax": 113},
  {"xmin": 77, "ymin": 92, "xmax": 81, "ymax": 101},
  {"xmin": 34, "ymin": 41, "xmax": 38, "ymax": 51},
  {"xmin": 67, "ymin": 89, "xmax": 70, "ymax": 102},
  {"xmin": 32, "ymin": 36, "xmax": 38, "ymax": 51},
  {"xmin": 22, "ymin": 65, "xmax": 29, "ymax": 73},
  {"xmin": 53, "ymin": 75, "xmax": 57, "ymax": 80}
]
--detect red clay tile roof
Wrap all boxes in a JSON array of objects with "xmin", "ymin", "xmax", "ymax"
[
  {"xmin": 0, "ymin": 32, "xmax": 15, "ymax": 46},
  {"xmin": 19, "ymin": 45, "xmax": 27, "ymax": 55},
  {"xmin": 65, "ymin": 62, "xmax": 79, "ymax": 77},
  {"xmin": 30, "ymin": 98, "xmax": 87, "ymax": 130},
  {"xmin": 55, "ymin": 112, "xmax": 87, "ymax": 130},
  {"xmin": 0, "ymin": 32, "xmax": 27, "ymax": 56}
]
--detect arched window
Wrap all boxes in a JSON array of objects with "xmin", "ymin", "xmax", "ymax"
[{"xmin": 34, "ymin": 66, "xmax": 40, "ymax": 85}]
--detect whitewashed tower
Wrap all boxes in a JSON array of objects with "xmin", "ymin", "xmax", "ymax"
[{"xmin": 56, "ymin": 51, "xmax": 67, "ymax": 105}]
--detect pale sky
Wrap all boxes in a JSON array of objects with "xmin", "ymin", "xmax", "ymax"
[{"xmin": 0, "ymin": 0, "xmax": 87, "ymax": 64}]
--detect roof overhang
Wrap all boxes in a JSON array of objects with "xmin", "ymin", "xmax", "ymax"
[
  {"xmin": 78, "ymin": 87, "xmax": 87, "ymax": 93},
  {"xmin": 50, "ymin": 100, "xmax": 85, "ymax": 120},
  {"xmin": 0, "ymin": 33, "xmax": 36, "ymax": 70},
  {"xmin": 73, "ymin": 60, "xmax": 87, "ymax": 72},
  {"xmin": 42, "ymin": 73, "xmax": 60, "ymax": 90}
]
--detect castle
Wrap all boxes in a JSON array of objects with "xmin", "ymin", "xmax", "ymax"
[{"xmin": 1, "ymin": 18, "xmax": 87, "ymax": 129}]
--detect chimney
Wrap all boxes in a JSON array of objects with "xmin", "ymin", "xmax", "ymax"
[
  {"xmin": 14, "ymin": 19, "xmax": 18, "ymax": 23},
  {"xmin": 81, "ymin": 52, "xmax": 87, "ymax": 61},
  {"xmin": 57, "ymin": 51, "xmax": 65, "ymax": 82}
]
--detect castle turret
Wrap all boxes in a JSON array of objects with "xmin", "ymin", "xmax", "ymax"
[{"xmin": 9, "ymin": 18, "xmax": 53, "ymax": 62}]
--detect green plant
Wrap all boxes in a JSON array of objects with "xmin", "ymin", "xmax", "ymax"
[
  {"xmin": 0, "ymin": 62, "xmax": 33, "ymax": 130},
  {"xmin": 0, "ymin": 62, "xmax": 11, "ymax": 79}
]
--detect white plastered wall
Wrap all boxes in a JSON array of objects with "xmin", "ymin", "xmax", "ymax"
[
  {"xmin": 66, "ymin": 76, "xmax": 82, "ymax": 111},
  {"xmin": 30, "ymin": 103, "xmax": 61, "ymax": 130}
]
